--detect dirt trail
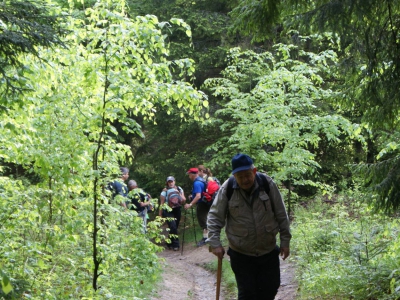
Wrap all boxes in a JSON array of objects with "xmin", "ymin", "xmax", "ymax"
[{"xmin": 150, "ymin": 244, "xmax": 298, "ymax": 300}]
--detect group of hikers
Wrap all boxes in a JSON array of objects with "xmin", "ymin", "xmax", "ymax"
[
  {"xmin": 109, "ymin": 154, "xmax": 292, "ymax": 300},
  {"xmin": 107, "ymin": 167, "xmax": 153, "ymax": 231},
  {"xmin": 158, "ymin": 165, "xmax": 221, "ymax": 250},
  {"xmin": 107, "ymin": 165, "xmax": 219, "ymax": 242}
]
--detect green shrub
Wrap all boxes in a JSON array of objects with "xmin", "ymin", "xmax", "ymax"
[{"xmin": 292, "ymin": 193, "xmax": 400, "ymax": 300}]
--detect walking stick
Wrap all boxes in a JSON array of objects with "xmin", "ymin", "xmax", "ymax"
[
  {"xmin": 216, "ymin": 256, "xmax": 222, "ymax": 300},
  {"xmin": 181, "ymin": 207, "xmax": 188, "ymax": 255},
  {"xmin": 190, "ymin": 204, "xmax": 197, "ymax": 244},
  {"xmin": 209, "ymin": 246, "xmax": 222, "ymax": 300}
]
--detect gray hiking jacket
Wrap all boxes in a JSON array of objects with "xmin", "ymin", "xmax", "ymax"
[{"xmin": 207, "ymin": 174, "xmax": 291, "ymax": 256}]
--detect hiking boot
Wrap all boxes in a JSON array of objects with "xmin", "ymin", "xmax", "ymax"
[{"xmin": 197, "ymin": 238, "xmax": 207, "ymax": 247}]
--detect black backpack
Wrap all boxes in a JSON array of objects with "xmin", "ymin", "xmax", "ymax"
[
  {"xmin": 127, "ymin": 190, "xmax": 146, "ymax": 211},
  {"xmin": 106, "ymin": 180, "xmax": 128, "ymax": 199}
]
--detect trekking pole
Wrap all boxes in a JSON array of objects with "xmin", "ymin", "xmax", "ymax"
[
  {"xmin": 209, "ymin": 246, "xmax": 223, "ymax": 300},
  {"xmin": 181, "ymin": 207, "xmax": 188, "ymax": 255},
  {"xmin": 216, "ymin": 256, "xmax": 222, "ymax": 300},
  {"xmin": 190, "ymin": 204, "xmax": 197, "ymax": 244}
]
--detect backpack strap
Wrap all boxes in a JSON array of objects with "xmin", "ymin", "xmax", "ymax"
[
  {"xmin": 194, "ymin": 177, "xmax": 207, "ymax": 201},
  {"xmin": 226, "ymin": 176, "xmax": 236, "ymax": 201},
  {"xmin": 256, "ymin": 173, "xmax": 270, "ymax": 195},
  {"xmin": 195, "ymin": 176, "xmax": 207, "ymax": 185},
  {"xmin": 194, "ymin": 177, "xmax": 207, "ymax": 192}
]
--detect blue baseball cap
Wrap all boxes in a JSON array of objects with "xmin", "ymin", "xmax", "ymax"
[{"xmin": 231, "ymin": 153, "xmax": 254, "ymax": 174}]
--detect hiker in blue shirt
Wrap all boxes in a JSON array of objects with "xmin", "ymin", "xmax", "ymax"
[{"xmin": 184, "ymin": 167, "xmax": 208, "ymax": 247}]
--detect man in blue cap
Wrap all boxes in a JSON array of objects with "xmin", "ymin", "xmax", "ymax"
[{"xmin": 207, "ymin": 153, "xmax": 291, "ymax": 300}]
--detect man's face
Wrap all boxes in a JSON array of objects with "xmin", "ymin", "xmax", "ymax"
[
  {"xmin": 234, "ymin": 168, "xmax": 256, "ymax": 191},
  {"xmin": 188, "ymin": 173, "xmax": 197, "ymax": 181},
  {"xmin": 167, "ymin": 180, "xmax": 175, "ymax": 187},
  {"xmin": 122, "ymin": 173, "xmax": 129, "ymax": 181}
]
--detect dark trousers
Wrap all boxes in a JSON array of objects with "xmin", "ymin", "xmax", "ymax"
[
  {"xmin": 196, "ymin": 201, "xmax": 211, "ymax": 230},
  {"xmin": 162, "ymin": 207, "xmax": 181, "ymax": 248},
  {"xmin": 228, "ymin": 246, "xmax": 280, "ymax": 300}
]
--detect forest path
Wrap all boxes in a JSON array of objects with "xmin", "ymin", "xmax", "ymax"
[{"xmin": 150, "ymin": 243, "xmax": 298, "ymax": 300}]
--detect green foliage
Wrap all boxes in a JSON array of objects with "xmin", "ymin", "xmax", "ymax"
[
  {"xmin": 0, "ymin": 0, "xmax": 67, "ymax": 96},
  {"xmin": 292, "ymin": 192, "xmax": 400, "ymax": 299},
  {"xmin": 123, "ymin": 0, "xmax": 234, "ymax": 195},
  {"xmin": 282, "ymin": 0, "xmax": 400, "ymax": 130},
  {"xmin": 0, "ymin": 174, "xmax": 163, "ymax": 298},
  {"xmin": 127, "ymin": 0, "xmax": 233, "ymax": 87},
  {"xmin": 0, "ymin": 0, "xmax": 207, "ymax": 297},
  {"xmin": 203, "ymin": 39, "xmax": 362, "ymax": 197},
  {"xmin": 276, "ymin": 0, "xmax": 400, "ymax": 215},
  {"xmin": 227, "ymin": 0, "xmax": 400, "ymax": 215}
]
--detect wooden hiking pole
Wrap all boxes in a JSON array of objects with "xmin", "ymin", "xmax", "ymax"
[
  {"xmin": 209, "ymin": 246, "xmax": 222, "ymax": 300},
  {"xmin": 216, "ymin": 256, "xmax": 222, "ymax": 300}
]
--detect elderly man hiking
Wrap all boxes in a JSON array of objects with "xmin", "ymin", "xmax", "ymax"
[{"xmin": 207, "ymin": 153, "xmax": 292, "ymax": 300}]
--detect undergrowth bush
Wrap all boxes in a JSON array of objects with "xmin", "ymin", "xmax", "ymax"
[
  {"xmin": 291, "ymin": 190, "xmax": 400, "ymax": 300},
  {"xmin": 0, "ymin": 177, "xmax": 166, "ymax": 299}
]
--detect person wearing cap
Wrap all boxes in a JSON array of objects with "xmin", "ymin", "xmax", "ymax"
[
  {"xmin": 207, "ymin": 153, "xmax": 291, "ymax": 300},
  {"xmin": 159, "ymin": 176, "xmax": 186, "ymax": 250},
  {"xmin": 184, "ymin": 167, "xmax": 208, "ymax": 247},
  {"xmin": 126, "ymin": 180, "xmax": 152, "ymax": 232}
]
